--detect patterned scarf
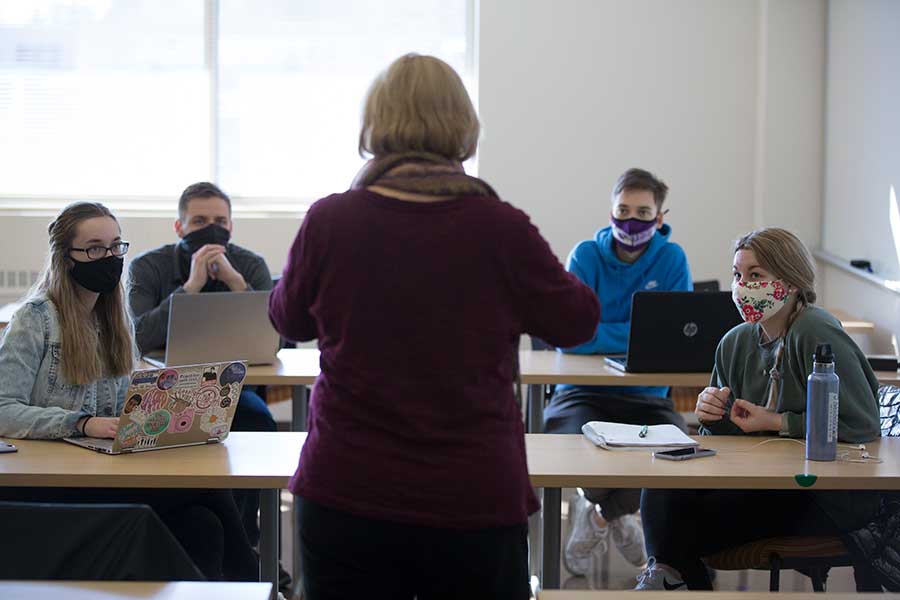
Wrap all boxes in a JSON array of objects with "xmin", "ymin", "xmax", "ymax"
[{"xmin": 351, "ymin": 151, "xmax": 497, "ymax": 198}]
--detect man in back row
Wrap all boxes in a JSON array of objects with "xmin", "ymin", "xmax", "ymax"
[
  {"xmin": 544, "ymin": 168, "xmax": 692, "ymax": 577},
  {"xmin": 128, "ymin": 182, "xmax": 278, "ymax": 549}
]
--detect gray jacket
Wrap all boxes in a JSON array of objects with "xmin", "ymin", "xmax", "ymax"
[
  {"xmin": 128, "ymin": 243, "xmax": 273, "ymax": 354},
  {"xmin": 0, "ymin": 296, "xmax": 129, "ymax": 439}
]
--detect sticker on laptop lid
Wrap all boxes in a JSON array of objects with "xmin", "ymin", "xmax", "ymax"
[
  {"xmin": 156, "ymin": 369, "xmax": 178, "ymax": 391},
  {"xmin": 219, "ymin": 362, "xmax": 246, "ymax": 386}
]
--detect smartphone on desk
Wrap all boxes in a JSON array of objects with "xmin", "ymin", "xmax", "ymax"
[
  {"xmin": 0, "ymin": 441, "xmax": 17, "ymax": 454},
  {"xmin": 653, "ymin": 447, "xmax": 716, "ymax": 461}
]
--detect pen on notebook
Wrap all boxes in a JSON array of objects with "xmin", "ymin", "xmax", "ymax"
[{"xmin": 638, "ymin": 425, "xmax": 649, "ymax": 438}]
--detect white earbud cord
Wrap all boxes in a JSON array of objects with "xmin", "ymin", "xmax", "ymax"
[{"xmin": 717, "ymin": 437, "xmax": 882, "ymax": 463}]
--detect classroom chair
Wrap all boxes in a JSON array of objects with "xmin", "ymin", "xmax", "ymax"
[
  {"xmin": 693, "ymin": 280, "xmax": 720, "ymax": 292},
  {"xmin": 703, "ymin": 385, "xmax": 900, "ymax": 592},
  {"xmin": 0, "ymin": 501, "xmax": 204, "ymax": 581}
]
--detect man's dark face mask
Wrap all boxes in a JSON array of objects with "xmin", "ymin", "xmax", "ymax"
[{"xmin": 178, "ymin": 223, "xmax": 231, "ymax": 255}]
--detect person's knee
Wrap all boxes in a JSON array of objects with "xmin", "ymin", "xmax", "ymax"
[{"xmin": 234, "ymin": 390, "xmax": 276, "ymax": 432}]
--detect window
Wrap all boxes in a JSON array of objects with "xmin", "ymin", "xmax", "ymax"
[{"xmin": 0, "ymin": 0, "xmax": 475, "ymax": 211}]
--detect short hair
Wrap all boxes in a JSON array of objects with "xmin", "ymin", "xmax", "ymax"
[
  {"xmin": 178, "ymin": 182, "xmax": 231, "ymax": 221},
  {"xmin": 358, "ymin": 53, "xmax": 480, "ymax": 161},
  {"xmin": 612, "ymin": 168, "xmax": 669, "ymax": 210}
]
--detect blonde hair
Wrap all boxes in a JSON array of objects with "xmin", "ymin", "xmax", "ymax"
[
  {"xmin": 30, "ymin": 202, "xmax": 134, "ymax": 385},
  {"xmin": 359, "ymin": 53, "xmax": 480, "ymax": 161},
  {"xmin": 734, "ymin": 227, "xmax": 817, "ymax": 307}
]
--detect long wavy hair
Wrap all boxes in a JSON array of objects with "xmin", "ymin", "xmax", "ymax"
[{"xmin": 29, "ymin": 202, "xmax": 134, "ymax": 385}]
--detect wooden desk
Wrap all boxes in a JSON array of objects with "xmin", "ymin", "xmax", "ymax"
[
  {"xmin": 245, "ymin": 349, "xmax": 319, "ymax": 433},
  {"xmin": 519, "ymin": 349, "xmax": 899, "ymax": 387},
  {"xmin": 539, "ymin": 592, "xmax": 900, "ymax": 599},
  {"xmin": 0, "ymin": 432, "xmax": 301, "ymax": 598},
  {"xmin": 1, "ymin": 581, "xmax": 272, "ymax": 600},
  {"xmin": 245, "ymin": 349, "xmax": 715, "ymax": 433},
  {"xmin": 8, "ymin": 433, "xmax": 892, "ymax": 593},
  {"xmin": 247, "ymin": 349, "xmax": 900, "ymax": 432},
  {"xmin": 519, "ymin": 350, "xmax": 711, "ymax": 387},
  {"xmin": 245, "ymin": 349, "xmax": 320, "ymax": 387},
  {"xmin": 528, "ymin": 434, "xmax": 900, "ymax": 589},
  {"xmin": 527, "ymin": 434, "xmax": 900, "ymax": 491}
]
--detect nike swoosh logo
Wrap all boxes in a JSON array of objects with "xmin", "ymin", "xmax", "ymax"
[{"xmin": 663, "ymin": 579, "xmax": 686, "ymax": 590}]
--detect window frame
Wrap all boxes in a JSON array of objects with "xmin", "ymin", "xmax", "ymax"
[{"xmin": 0, "ymin": 0, "xmax": 478, "ymax": 216}]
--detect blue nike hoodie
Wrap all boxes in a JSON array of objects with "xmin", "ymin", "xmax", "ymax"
[{"xmin": 557, "ymin": 223, "xmax": 692, "ymax": 398}]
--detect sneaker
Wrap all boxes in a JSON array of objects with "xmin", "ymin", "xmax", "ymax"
[
  {"xmin": 564, "ymin": 493, "xmax": 608, "ymax": 576},
  {"xmin": 635, "ymin": 557, "xmax": 687, "ymax": 591},
  {"xmin": 609, "ymin": 513, "xmax": 648, "ymax": 566}
]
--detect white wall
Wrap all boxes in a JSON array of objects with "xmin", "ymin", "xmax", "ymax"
[
  {"xmin": 0, "ymin": 213, "xmax": 302, "ymax": 303},
  {"xmin": 478, "ymin": 0, "xmax": 826, "ymax": 286},
  {"xmin": 0, "ymin": 0, "xmax": 828, "ymax": 301},
  {"xmin": 821, "ymin": 264, "xmax": 900, "ymax": 354},
  {"xmin": 819, "ymin": 0, "xmax": 900, "ymax": 350},
  {"xmin": 823, "ymin": 0, "xmax": 900, "ymax": 280}
]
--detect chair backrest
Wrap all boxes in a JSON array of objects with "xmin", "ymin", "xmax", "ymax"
[
  {"xmin": 878, "ymin": 385, "xmax": 900, "ymax": 437},
  {"xmin": 693, "ymin": 279, "xmax": 721, "ymax": 292},
  {"xmin": 531, "ymin": 336, "xmax": 554, "ymax": 351}
]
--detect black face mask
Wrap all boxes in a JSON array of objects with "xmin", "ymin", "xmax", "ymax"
[
  {"xmin": 178, "ymin": 224, "xmax": 231, "ymax": 255},
  {"xmin": 70, "ymin": 256, "xmax": 124, "ymax": 294}
]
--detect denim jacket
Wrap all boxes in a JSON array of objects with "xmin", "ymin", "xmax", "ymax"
[{"xmin": 0, "ymin": 296, "xmax": 130, "ymax": 439}]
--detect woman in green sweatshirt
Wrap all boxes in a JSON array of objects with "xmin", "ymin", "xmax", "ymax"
[{"xmin": 635, "ymin": 227, "xmax": 881, "ymax": 591}]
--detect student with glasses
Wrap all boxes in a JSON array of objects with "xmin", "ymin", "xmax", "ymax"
[{"xmin": 0, "ymin": 202, "xmax": 257, "ymax": 582}]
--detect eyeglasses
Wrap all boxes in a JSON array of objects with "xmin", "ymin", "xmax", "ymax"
[{"xmin": 69, "ymin": 241, "xmax": 130, "ymax": 261}]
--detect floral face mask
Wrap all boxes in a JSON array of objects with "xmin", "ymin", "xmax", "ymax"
[{"xmin": 731, "ymin": 279, "xmax": 791, "ymax": 323}]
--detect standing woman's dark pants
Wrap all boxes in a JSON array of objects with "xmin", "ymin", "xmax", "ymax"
[{"xmin": 298, "ymin": 498, "xmax": 530, "ymax": 600}]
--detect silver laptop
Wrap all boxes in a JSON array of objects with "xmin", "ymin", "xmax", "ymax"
[
  {"xmin": 143, "ymin": 291, "xmax": 278, "ymax": 368},
  {"xmin": 64, "ymin": 361, "xmax": 246, "ymax": 454}
]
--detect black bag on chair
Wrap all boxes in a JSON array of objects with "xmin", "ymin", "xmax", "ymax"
[{"xmin": 0, "ymin": 501, "xmax": 204, "ymax": 581}]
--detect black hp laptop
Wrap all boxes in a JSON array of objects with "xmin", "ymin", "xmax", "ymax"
[{"xmin": 605, "ymin": 291, "xmax": 742, "ymax": 373}]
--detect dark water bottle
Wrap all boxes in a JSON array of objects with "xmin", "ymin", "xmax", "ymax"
[{"xmin": 806, "ymin": 343, "xmax": 840, "ymax": 461}]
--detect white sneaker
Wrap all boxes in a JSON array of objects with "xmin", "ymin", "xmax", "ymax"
[
  {"xmin": 634, "ymin": 557, "xmax": 687, "ymax": 591},
  {"xmin": 564, "ymin": 493, "xmax": 608, "ymax": 576},
  {"xmin": 609, "ymin": 513, "xmax": 648, "ymax": 566}
]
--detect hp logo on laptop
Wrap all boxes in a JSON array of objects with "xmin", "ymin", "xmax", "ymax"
[{"xmin": 683, "ymin": 322, "xmax": 699, "ymax": 338}]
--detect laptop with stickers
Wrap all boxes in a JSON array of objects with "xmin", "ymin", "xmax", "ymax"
[{"xmin": 64, "ymin": 361, "xmax": 247, "ymax": 455}]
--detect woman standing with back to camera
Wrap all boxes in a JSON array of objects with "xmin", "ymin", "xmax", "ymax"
[{"xmin": 269, "ymin": 54, "xmax": 600, "ymax": 599}]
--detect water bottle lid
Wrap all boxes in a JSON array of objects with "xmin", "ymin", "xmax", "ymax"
[{"xmin": 814, "ymin": 343, "xmax": 834, "ymax": 363}]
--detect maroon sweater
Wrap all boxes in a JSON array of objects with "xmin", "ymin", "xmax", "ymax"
[{"xmin": 269, "ymin": 189, "xmax": 599, "ymax": 528}]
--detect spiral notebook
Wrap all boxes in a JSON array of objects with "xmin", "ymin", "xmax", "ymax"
[{"xmin": 581, "ymin": 421, "xmax": 699, "ymax": 451}]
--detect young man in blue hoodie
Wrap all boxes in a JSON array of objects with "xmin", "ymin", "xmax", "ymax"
[{"xmin": 544, "ymin": 168, "xmax": 692, "ymax": 577}]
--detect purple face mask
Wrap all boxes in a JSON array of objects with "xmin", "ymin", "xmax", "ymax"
[{"xmin": 610, "ymin": 215, "xmax": 657, "ymax": 251}]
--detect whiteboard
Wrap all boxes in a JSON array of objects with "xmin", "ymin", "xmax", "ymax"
[{"xmin": 823, "ymin": 0, "xmax": 900, "ymax": 282}]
